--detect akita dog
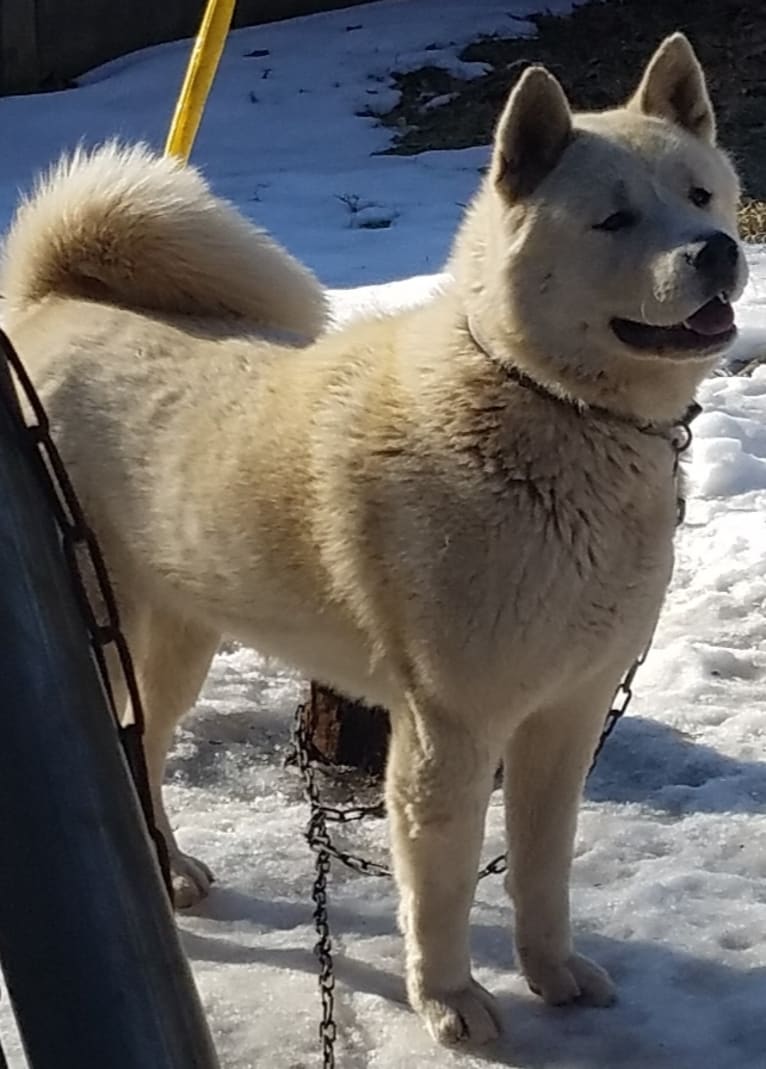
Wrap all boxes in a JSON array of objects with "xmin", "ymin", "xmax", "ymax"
[{"xmin": 2, "ymin": 33, "xmax": 745, "ymax": 1046}]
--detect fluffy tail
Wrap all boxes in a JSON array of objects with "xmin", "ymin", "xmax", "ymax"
[{"xmin": 2, "ymin": 142, "xmax": 328, "ymax": 340}]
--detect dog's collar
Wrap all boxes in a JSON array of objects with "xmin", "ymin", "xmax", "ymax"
[{"xmin": 465, "ymin": 316, "xmax": 701, "ymax": 444}]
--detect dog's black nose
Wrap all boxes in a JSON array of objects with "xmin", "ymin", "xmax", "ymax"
[{"xmin": 689, "ymin": 231, "xmax": 740, "ymax": 291}]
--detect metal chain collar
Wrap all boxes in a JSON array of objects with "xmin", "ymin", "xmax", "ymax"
[
  {"xmin": 0, "ymin": 328, "xmax": 172, "ymax": 898},
  {"xmin": 295, "ymin": 403, "xmax": 700, "ymax": 1068}
]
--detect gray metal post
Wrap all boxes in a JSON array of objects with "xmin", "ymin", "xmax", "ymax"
[{"xmin": 0, "ymin": 356, "xmax": 221, "ymax": 1068}]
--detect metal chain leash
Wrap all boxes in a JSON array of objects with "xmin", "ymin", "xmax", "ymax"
[
  {"xmin": 0, "ymin": 328, "xmax": 172, "ymax": 899},
  {"xmin": 294, "ymin": 402, "xmax": 701, "ymax": 1068},
  {"xmin": 294, "ymin": 716, "xmax": 338, "ymax": 1067},
  {"xmin": 588, "ymin": 401, "xmax": 700, "ymax": 771},
  {"xmin": 587, "ymin": 643, "xmax": 648, "ymax": 774}
]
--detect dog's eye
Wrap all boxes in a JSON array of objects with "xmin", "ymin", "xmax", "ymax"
[
  {"xmin": 593, "ymin": 210, "xmax": 638, "ymax": 232},
  {"xmin": 689, "ymin": 186, "xmax": 712, "ymax": 208}
]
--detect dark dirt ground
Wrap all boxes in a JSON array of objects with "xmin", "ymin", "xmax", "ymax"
[{"xmin": 376, "ymin": 0, "xmax": 766, "ymax": 240}]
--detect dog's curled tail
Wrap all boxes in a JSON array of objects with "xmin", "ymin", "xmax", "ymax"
[{"xmin": 2, "ymin": 142, "xmax": 328, "ymax": 339}]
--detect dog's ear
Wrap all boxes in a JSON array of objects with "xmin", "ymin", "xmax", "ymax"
[
  {"xmin": 628, "ymin": 33, "xmax": 715, "ymax": 144},
  {"xmin": 491, "ymin": 66, "xmax": 573, "ymax": 199}
]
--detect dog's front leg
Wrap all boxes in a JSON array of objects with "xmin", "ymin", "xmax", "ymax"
[
  {"xmin": 386, "ymin": 696, "xmax": 501, "ymax": 1046},
  {"xmin": 503, "ymin": 676, "xmax": 618, "ymax": 1007}
]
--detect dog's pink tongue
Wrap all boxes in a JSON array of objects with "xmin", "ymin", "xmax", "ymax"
[{"xmin": 684, "ymin": 297, "xmax": 734, "ymax": 336}]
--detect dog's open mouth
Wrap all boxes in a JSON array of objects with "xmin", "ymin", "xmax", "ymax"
[{"xmin": 611, "ymin": 296, "xmax": 736, "ymax": 353}]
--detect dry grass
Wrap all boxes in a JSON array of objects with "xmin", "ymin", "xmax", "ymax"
[{"xmin": 739, "ymin": 200, "xmax": 766, "ymax": 242}]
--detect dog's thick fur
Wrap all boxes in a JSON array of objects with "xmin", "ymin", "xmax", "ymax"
[{"xmin": 2, "ymin": 35, "xmax": 747, "ymax": 1047}]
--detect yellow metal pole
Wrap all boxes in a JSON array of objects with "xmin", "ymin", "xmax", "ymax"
[{"xmin": 164, "ymin": 0, "xmax": 237, "ymax": 161}]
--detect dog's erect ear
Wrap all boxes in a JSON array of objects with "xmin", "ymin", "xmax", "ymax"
[
  {"xmin": 491, "ymin": 66, "xmax": 573, "ymax": 199},
  {"xmin": 628, "ymin": 33, "xmax": 715, "ymax": 143}
]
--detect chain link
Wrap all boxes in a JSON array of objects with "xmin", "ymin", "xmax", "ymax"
[
  {"xmin": 294, "ymin": 716, "xmax": 338, "ymax": 1067},
  {"xmin": 294, "ymin": 402, "xmax": 701, "ymax": 1067},
  {"xmin": 588, "ymin": 643, "xmax": 648, "ymax": 774},
  {"xmin": 0, "ymin": 328, "xmax": 172, "ymax": 899},
  {"xmin": 672, "ymin": 400, "xmax": 701, "ymax": 525}
]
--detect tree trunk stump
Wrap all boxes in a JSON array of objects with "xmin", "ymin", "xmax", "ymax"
[{"xmin": 300, "ymin": 682, "xmax": 390, "ymax": 778}]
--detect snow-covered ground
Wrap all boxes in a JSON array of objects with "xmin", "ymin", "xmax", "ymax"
[{"xmin": 2, "ymin": 1, "xmax": 766, "ymax": 1066}]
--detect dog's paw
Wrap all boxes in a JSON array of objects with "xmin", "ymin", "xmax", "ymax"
[
  {"xmin": 412, "ymin": 978, "xmax": 502, "ymax": 1047},
  {"xmin": 523, "ymin": 951, "xmax": 616, "ymax": 1007},
  {"xmin": 170, "ymin": 852, "xmax": 215, "ymax": 910}
]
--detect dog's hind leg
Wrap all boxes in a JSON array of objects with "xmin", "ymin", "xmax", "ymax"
[
  {"xmin": 134, "ymin": 607, "xmax": 220, "ymax": 909},
  {"xmin": 386, "ymin": 694, "xmax": 502, "ymax": 1047},
  {"xmin": 503, "ymin": 674, "xmax": 619, "ymax": 1008}
]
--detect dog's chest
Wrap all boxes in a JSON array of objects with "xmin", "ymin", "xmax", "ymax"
[
  {"xmin": 525, "ymin": 448, "xmax": 672, "ymax": 634},
  {"xmin": 425, "ymin": 423, "xmax": 679, "ymax": 679}
]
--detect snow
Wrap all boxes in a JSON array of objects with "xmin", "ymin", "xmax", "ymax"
[{"xmin": 2, "ymin": 1, "xmax": 766, "ymax": 1067}]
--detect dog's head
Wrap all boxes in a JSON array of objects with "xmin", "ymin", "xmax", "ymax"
[{"xmin": 454, "ymin": 34, "xmax": 747, "ymax": 419}]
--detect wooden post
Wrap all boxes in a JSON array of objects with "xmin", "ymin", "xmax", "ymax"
[{"xmin": 301, "ymin": 683, "xmax": 390, "ymax": 778}]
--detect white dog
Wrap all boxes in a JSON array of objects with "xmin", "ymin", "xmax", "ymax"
[{"xmin": 2, "ymin": 33, "xmax": 746, "ymax": 1046}]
